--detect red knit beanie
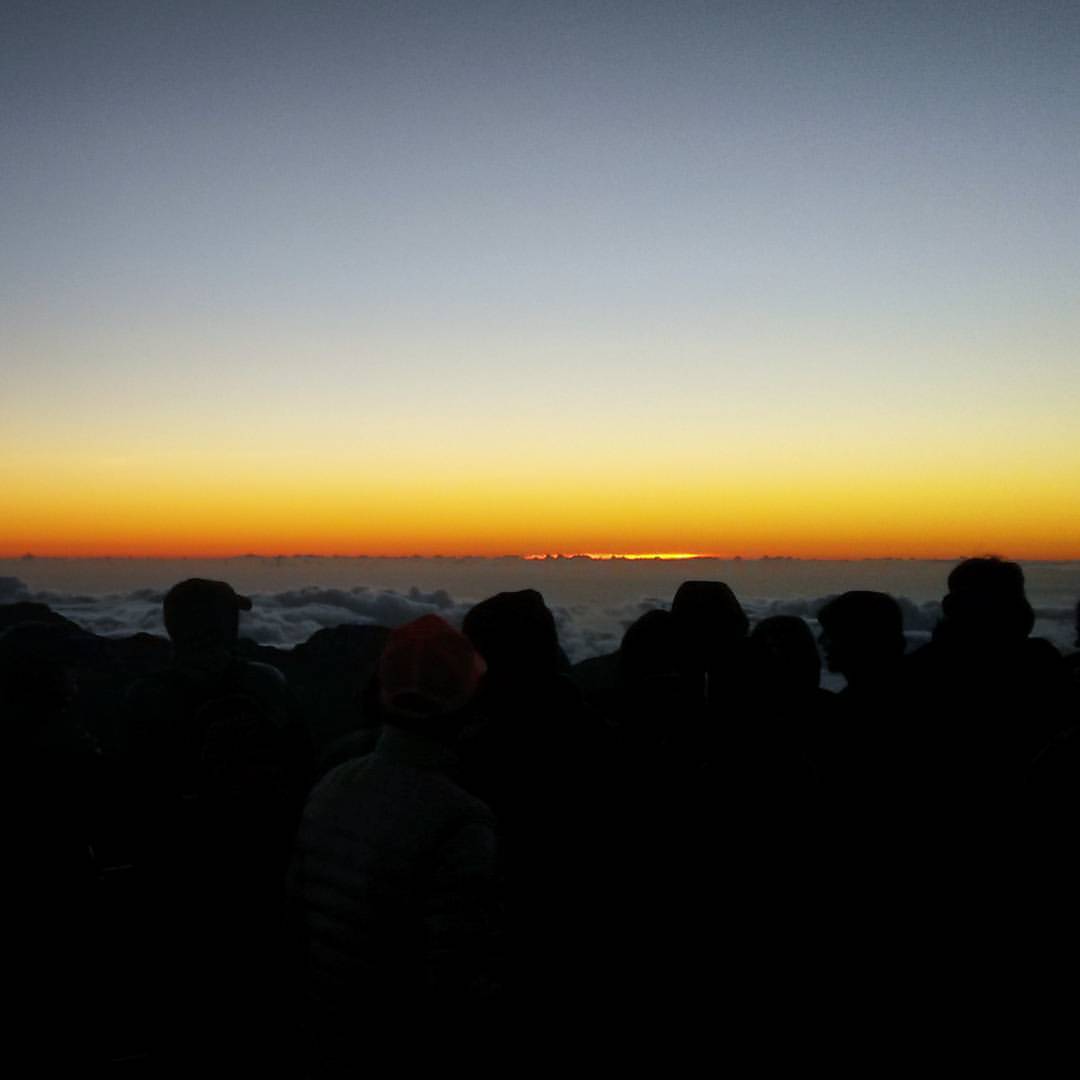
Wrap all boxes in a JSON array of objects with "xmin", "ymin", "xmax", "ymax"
[{"xmin": 378, "ymin": 615, "xmax": 486, "ymax": 719}]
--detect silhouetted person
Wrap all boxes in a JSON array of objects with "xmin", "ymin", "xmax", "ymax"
[
  {"xmin": 463, "ymin": 587, "xmax": 566, "ymax": 679},
  {"xmin": 666, "ymin": 581, "xmax": 753, "ymax": 847},
  {"xmin": 459, "ymin": 588, "xmax": 597, "ymax": 813},
  {"xmin": 799, "ymin": 592, "xmax": 924, "ymax": 966},
  {"xmin": 813, "ymin": 591, "xmax": 908, "ymax": 792},
  {"xmin": 2, "ymin": 621, "xmax": 102, "ymax": 888},
  {"xmin": 3, "ymin": 622, "xmax": 105, "ymax": 1064},
  {"xmin": 122, "ymin": 578, "xmax": 310, "ymax": 1069},
  {"xmin": 289, "ymin": 616, "xmax": 498, "ymax": 1072},
  {"xmin": 711, "ymin": 611, "xmax": 827, "ymax": 871},
  {"xmin": 457, "ymin": 588, "xmax": 606, "ymax": 1007},
  {"xmin": 1012, "ymin": 601, "xmax": 1080, "ymax": 872},
  {"xmin": 743, "ymin": 611, "xmax": 840, "ymax": 891},
  {"xmin": 670, "ymin": 580, "xmax": 750, "ymax": 710},
  {"xmin": 906, "ymin": 558, "xmax": 1068, "ymax": 796},
  {"xmin": 898, "ymin": 560, "xmax": 1076, "ymax": 1007},
  {"xmin": 898, "ymin": 559, "xmax": 1071, "ymax": 981},
  {"xmin": 125, "ymin": 579, "xmax": 307, "ymax": 791},
  {"xmin": 750, "ymin": 615, "xmax": 821, "ymax": 694},
  {"xmin": 615, "ymin": 608, "xmax": 702, "ymax": 737},
  {"xmin": 1066, "ymin": 598, "xmax": 1080, "ymax": 688},
  {"xmin": 459, "ymin": 588, "xmax": 600, "ymax": 809},
  {"xmin": 599, "ymin": 607, "xmax": 762, "ymax": 1010},
  {"xmin": 747, "ymin": 614, "xmax": 836, "ymax": 769},
  {"xmin": 818, "ymin": 591, "xmax": 906, "ymax": 697},
  {"xmin": 619, "ymin": 607, "xmax": 678, "ymax": 677},
  {"xmin": 941, "ymin": 556, "xmax": 1034, "ymax": 642}
]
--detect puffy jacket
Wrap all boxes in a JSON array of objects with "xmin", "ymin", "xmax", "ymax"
[{"xmin": 289, "ymin": 724, "xmax": 499, "ymax": 1021}]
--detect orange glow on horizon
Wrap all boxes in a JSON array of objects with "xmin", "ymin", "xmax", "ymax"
[
  {"xmin": 4, "ymin": 535, "xmax": 1080, "ymax": 561},
  {"xmin": 3, "ymin": 441, "xmax": 1079, "ymax": 562},
  {"xmin": 524, "ymin": 552, "xmax": 724, "ymax": 561}
]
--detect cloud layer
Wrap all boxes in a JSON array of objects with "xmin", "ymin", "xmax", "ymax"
[{"xmin": 3, "ymin": 575, "xmax": 1076, "ymax": 668}]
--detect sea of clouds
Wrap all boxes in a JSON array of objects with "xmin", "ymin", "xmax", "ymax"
[
  {"xmin": 0, "ymin": 572, "xmax": 673, "ymax": 659},
  {"xmin": 3, "ymin": 561, "xmax": 1076, "ymax": 671}
]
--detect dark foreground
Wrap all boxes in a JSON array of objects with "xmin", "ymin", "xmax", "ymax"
[{"xmin": 6, "ymin": 559, "xmax": 1080, "ymax": 1071}]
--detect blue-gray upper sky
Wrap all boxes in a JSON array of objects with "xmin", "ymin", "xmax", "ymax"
[{"xmin": 3, "ymin": 1, "xmax": 1078, "ymax": 557}]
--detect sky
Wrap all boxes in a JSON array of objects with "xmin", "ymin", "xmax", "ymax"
[{"xmin": 3, "ymin": 1, "xmax": 1079, "ymax": 559}]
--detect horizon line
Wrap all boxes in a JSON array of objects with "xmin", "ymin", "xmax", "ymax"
[{"xmin": 4, "ymin": 551, "xmax": 1076, "ymax": 564}]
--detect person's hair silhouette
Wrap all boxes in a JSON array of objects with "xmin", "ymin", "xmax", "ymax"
[
  {"xmin": 817, "ymin": 591, "xmax": 905, "ymax": 689},
  {"xmin": 940, "ymin": 557, "xmax": 1034, "ymax": 645},
  {"xmin": 462, "ymin": 588, "xmax": 564, "ymax": 679},
  {"xmin": 749, "ymin": 614, "xmax": 821, "ymax": 696}
]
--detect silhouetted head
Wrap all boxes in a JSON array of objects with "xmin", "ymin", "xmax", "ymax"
[
  {"xmin": 463, "ymin": 589, "xmax": 562, "ymax": 681},
  {"xmin": 817, "ymin": 591, "xmax": 905, "ymax": 682},
  {"xmin": 378, "ymin": 615, "xmax": 485, "ymax": 736},
  {"xmin": 749, "ymin": 615, "xmax": 821, "ymax": 695},
  {"xmin": 940, "ymin": 557, "xmax": 1034, "ymax": 645},
  {"xmin": 0, "ymin": 622, "xmax": 79, "ymax": 715},
  {"xmin": 670, "ymin": 580, "xmax": 748, "ymax": 671},
  {"xmin": 618, "ymin": 609, "xmax": 679, "ymax": 685},
  {"xmin": 163, "ymin": 578, "xmax": 252, "ymax": 655}
]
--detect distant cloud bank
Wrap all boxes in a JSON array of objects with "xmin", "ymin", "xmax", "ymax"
[{"xmin": 3, "ymin": 573, "xmax": 1076, "ymax": 664}]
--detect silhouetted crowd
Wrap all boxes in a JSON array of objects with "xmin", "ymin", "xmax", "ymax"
[{"xmin": 6, "ymin": 558, "xmax": 1080, "ymax": 1071}]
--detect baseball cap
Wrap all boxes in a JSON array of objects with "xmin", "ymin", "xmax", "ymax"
[{"xmin": 163, "ymin": 578, "xmax": 252, "ymax": 646}]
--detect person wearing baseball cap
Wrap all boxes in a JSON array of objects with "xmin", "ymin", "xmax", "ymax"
[
  {"xmin": 125, "ymin": 577, "xmax": 291, "ymax": 745},
  {"xmin": 124, "ymin": 576, "xmax": 306, "ymax": 792},
  {"xmin": 162, "ymin": 578, "xmax": 253, "ymax": 662},
  {"xmin": 121, "ymin": 578, "xmax": 311, "ymax": 1068}
]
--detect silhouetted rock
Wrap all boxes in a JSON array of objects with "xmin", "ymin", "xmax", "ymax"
[
  {"xmin": 280, "ymin": 624, "xmax": 390, "ymax": 751},
  {"xmin": 0, "ymin": 601, "xmax": 84, "ymax": 633}
]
